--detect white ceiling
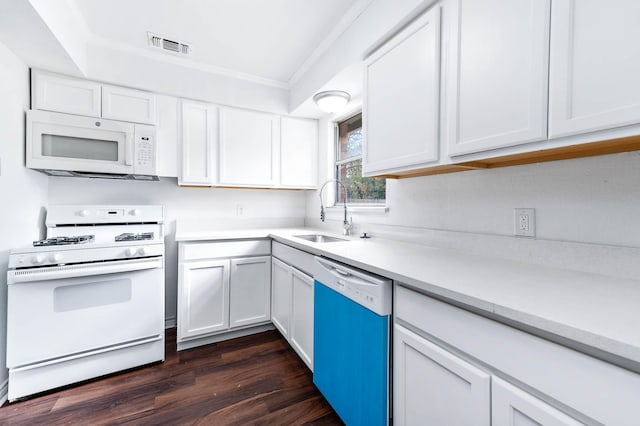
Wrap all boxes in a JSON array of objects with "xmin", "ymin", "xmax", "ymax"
[{"xmin": 72, "ymin": 0, "xmax": 357, "ymax": 85}]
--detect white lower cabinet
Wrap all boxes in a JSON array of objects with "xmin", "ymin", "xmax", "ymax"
[
  {"xmin": 289, "ymin": 268, "xmax": 314, "ymax": 368},
  {"xmin": 177, "ymin": 240, "xmax": 271, "ymax": 350},
  {"xmin": 271, "ymin": 242, "xmax": 314, "ymax": 370},
  {"xmin": 394, "ymin": 285, "xmax": 639, "ymax": 425},
  {"xmin": 492, "ymin": 377, "xmax": 584, "ymax": 426},
  {"xmin": 394, "ymin": 324, "xmax": 490, "ymax": 426},
  {"xmin": 179, "ymin": 259, "xmax": 230, "ymax": 340},
  {"xmin": 229, "ymin": 256, "xmax": 271, "ymax": 328},
  {"xmin": 271, "ymin": 257, "xmax": 292, "ymax": 339}
]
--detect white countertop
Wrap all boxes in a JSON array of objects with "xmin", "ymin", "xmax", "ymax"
[{"xmin": 175, "ymin": 225, "xmax": 640, "ymax": 370}]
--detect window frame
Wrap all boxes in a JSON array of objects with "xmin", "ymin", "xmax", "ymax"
[{"xmin": 333, "ymin": 111, "xmax": 386, "ymax": 207}]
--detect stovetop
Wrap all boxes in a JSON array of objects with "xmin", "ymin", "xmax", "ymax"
[{"xmin": 9, "ymin": 204, "xmax": 165, "ymax": 269}]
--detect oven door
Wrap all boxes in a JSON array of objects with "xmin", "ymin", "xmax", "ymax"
[
  {"xmin": 26, "ymin": 109, "xmax": 135, "ymax": 175},
  {"xmin": 6, "ymin": 257, "xmax": 164, "ymax": 368}
]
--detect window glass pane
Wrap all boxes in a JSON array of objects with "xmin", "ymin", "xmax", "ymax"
[
  {"xmin": 336, "ymin": 112, "xmax": 385, "ymax": 205},
  {"xmin": 42, "ymin": 134, "xmax": 119, "ymax": 161},
  {"xmin": 337, "ymin": 159, "xmax": 386, "ymax": 204},
  {"xmin": 338, "ymin": 114, "xmax": 362, "ymax": 160}
]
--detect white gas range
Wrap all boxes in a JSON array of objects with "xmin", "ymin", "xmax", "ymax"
[{"xmin": 6, "ymin": 205, "xmax": 166, "ymax": 402}]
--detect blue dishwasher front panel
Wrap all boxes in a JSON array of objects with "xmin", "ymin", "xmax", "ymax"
[{"xmin": 313, "ymin": 281, "xmax": 389, "ymax": 426}]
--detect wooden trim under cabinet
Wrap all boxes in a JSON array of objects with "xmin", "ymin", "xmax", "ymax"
[{"xmin": 377, "ymin": 134, "xmax": 640, "ymax": 179}]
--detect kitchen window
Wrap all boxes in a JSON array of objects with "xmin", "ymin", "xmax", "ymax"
[{"xmin": 335, "ymin": 113, "xmax": 386, "ymax": 205}]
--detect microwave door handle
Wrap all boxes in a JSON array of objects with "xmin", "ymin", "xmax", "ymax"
[{"xmin": 125, "ymin": 133, "xmax": 134, "ymax": 166}]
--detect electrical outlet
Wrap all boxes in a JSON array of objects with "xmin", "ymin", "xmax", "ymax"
[
  {"xmin": 236, "ymin": 204, "xmax": 244, "ymax": 216},
  {"xmin": 514, "ymin": 208, "xmax": 535, "ymax": 237}
]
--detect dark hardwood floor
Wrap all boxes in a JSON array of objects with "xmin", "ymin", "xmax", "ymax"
[{"xmin": 0, "ymin": 328, "xmax": 343, "ymax": 425}]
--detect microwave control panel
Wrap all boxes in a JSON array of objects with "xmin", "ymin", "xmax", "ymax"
[{"xmin": 134, "ymin": 125, "xmax": 156, "ymax": 175}]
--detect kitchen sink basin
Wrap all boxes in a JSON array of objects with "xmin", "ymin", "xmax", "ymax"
[{"xmin": 293, "ymin": 234, "xmax": 348, "ymax": 243}]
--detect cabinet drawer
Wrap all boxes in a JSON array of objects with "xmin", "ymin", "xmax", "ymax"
[
  {"xmin": 272, "ymin": 241, "xmax": 314, "ymax": 276},
  {"xmin": 395, "ymin": 285, "xmax": 640, "ymax": 425},
  {"xmin": 181, "ymin": 240, "xmax": 270, "ymax": 261}
]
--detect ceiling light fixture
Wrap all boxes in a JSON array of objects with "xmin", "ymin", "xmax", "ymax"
[{"xmin": 313, "ymin": 90, "xmax": 351, "ymax": 113}]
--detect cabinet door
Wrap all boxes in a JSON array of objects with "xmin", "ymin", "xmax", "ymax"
[
  {"xmin": 290, "ymin": 268, "xmax": 314, "ymax": 370},
  {"xmin": 32, "ymin": 70, "xmax": 101, "ymax": 117},
  {"xmin": 492, "ymin": 377, "xmax": 585, "ymax": 426},
  {"xmin": 229, "ymin": 256, "xmax": 272, "ymax": 328},
  {"xmin": 280, "ymin": 117, "xmax": 318, "ymax": 188},
  {"xmin": 179, "ymin": 100, "xmax": 217, "ymax": 186},
  {"xmin": 444, "ymin": 0, "xmax": 550, "ymax": 156},
  {"xmin": 549, "ymin": 0, "xmax": 640, "ymax": 138},
  {"xmin": 271, "ymin": 257, "xmax": 292, "ymax": 338},
  {"xmin": 363, "ymin": 6, "xmax": 440, "ymax": 176},
  {"xmin": 219, "ymin": 107, "xmax": 278, "ymax": 187},
  {"xmin": 101, "ymin": 85, "xmax": 156, "ymax": 124},
  {"xmin": 178, "ymin": 259, "xmax": 230, "ymax": 341},
  {"xmin": 155, "ymin": 95, "xmax": 179, "ymax": 177},
  {"xmin": 394, "ymin": 324, "xmax": 490, "ymax": 426}
]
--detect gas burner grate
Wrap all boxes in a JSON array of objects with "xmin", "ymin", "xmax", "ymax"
[
  {"xmin": 33, "ymin": 235, "xmax": 95, "ymax": 247},
  {"xmin": 115, "ymin": 232, "xmax": 155, "ymax": 242}
]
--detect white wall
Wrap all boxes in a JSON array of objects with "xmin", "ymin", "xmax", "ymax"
[
  {"xmin": 307, "ymin": 118, "xmax": 640, "ymax": 279},
  {"xmin": 0, "ymin": 42, "xmax": 49, "ymax": 402},
  {"xmin": 47, "ymin": 178, "xmax": 307, "ymax": 324}
]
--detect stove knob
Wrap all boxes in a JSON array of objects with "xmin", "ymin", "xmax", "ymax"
[
  {"xmin": 125, "ymin": 248, "xmax": 137, "ymax": 257},
  {"xmin": 138, "ymin": 246, "xmax": 150, "ymax": 256},
  {"xmin": 49, "ymin": 253, "xmax": 62, "ymax": 263},
  {"xmin": 32, "ymin": 255, "xmax": 45, "ymax": 265},
  {"xmin": 79, "ymin": 209, "xmax": 90, "ymax": 217},
  {"xmin": 131, "ymin": 209, "xmax": 142, "ymax": 217}
]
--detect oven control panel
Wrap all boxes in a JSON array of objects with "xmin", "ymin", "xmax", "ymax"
[{"xmin": 45, "ymin": 205, "xmax": 164, "ymax": 226}]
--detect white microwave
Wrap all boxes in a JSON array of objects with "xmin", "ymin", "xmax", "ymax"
[{"xmin": 26, "ymin": 110, "xmax": 158, "ymax": 180}]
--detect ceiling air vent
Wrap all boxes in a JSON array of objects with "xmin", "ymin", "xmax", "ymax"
[{"xmin": 147, "ymin": 32, "xmax": 192, "ymax": 56}]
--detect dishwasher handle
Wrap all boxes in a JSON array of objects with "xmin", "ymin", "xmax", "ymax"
[
  {"xmin": 314, "ymin": 256, "xmax": 392, "ymax": 316},
  {"xmin": 329, "ymin": 268, "xmax": 379, "ymax": 287}
]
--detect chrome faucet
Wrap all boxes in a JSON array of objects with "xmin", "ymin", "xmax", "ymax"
[{"xmin": 318, "ymin": 179, "xmax": 353, "ymax": 235}]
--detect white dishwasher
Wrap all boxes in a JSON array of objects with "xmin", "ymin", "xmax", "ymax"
[{"xmin": 313, "ymin": 256, "xmax": 392, "ymax": 426}]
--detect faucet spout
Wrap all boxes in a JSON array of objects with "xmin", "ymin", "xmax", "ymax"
[{"xmin": 318, "ymin": 179, "xmax": 353, "ymax": 235}]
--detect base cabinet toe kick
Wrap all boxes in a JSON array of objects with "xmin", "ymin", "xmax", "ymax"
[{"xmin": 393, "ymin": 284, "xmax": 640, "ymax": 426}]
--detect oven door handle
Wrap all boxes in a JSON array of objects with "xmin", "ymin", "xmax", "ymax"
[{"xmin": 7, "ymin": 257, "xmax": 163, "ymax": 284}]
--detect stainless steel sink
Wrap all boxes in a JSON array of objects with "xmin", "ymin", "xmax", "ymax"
[{"xmin": 293, "ymin": 234, "xmax": 348, "ymax": 243}]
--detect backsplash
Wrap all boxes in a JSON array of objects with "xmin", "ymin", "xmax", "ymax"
[{"xmin": 306, "ymin": 149, "xmax": 640, "ymax": 281}]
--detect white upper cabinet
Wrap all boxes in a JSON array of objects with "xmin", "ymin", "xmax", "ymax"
[
  {"xmin": 219, "ymin": 107, "xmax": 278, "ymax": 187},
  {"xmin": 32, "ymin": 70, "xmax": 156, "ymax": 124},
  {"xmin": 549, "ymin": 0, "xmax": 640, "ymax": 138},
  {"xmin": 280, "ymin": 117, "xmax": 318, "ymax": 188},
  {"xmin": 32, "ymin": 70, "xmax": 101, "ymax": 118},
  {"xmin": 101, "ymin": 85, "xmax": 156, "ymax": 125},
  {"xmin": 155, "ymin": 95, "xmax": 179, "ymax": 178},
  {"xmin": 444, "ymin": 0, "xmax": 550, "ymax": 156},
  {"xmin": 179, "ymin": 100, "xmax": 217, "ymax": 186},
  {"xmin": 363, "ymin": 5, "xmax": 441, "ymax": 176}
]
